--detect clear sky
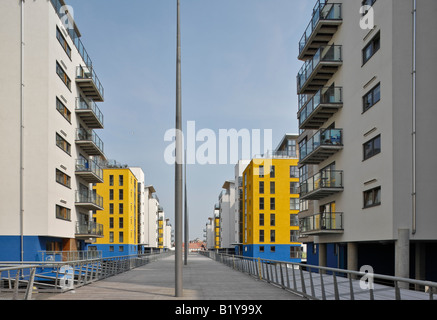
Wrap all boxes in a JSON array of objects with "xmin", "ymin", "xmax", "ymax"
[{"xmin": 66, "ymin": 0, "xmax": 314, "ymax": 240}]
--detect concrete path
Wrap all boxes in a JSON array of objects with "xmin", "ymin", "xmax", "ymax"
[{"xmin": 39, "ymin": 253, "xmax": 305, "ymax": 300}]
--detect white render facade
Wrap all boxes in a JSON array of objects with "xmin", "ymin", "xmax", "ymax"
[
  {"xmin": 218, "ymin": 180, "xmax": 236, "ymax": 252},
  {"xmin": 296, "ymin": 0, "xmax": 437, "ymax": 282},
  {"xmin": 0, "ymin": 0, "xmax": 106, "ymax": 261}
]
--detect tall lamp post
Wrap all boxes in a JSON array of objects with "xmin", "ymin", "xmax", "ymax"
[{"xmin": 174, "ymin": 0, "xmax": 183, "ymax": 297}]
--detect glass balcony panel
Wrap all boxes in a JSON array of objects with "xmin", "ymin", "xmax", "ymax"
[
  {"xmin": 75, "ymin": 190, "xmax": 104, "ymax": 210},
  {"xmin": 299, "ymin": 170, "xmax": 343, "ymax": 200},
  {"xmin": 75, "ymin": 221, "xmax": 104, "ymax": 238},
  {"xmin": 75, "ymin": 97, "xmax": 104, "ymax": 129},
  {"xmin": 75, "ymin": 158, "xmax": 103, "ymax": 183},
  {"xmin": 75, "ymin": 128, "xmax": 104, "ymax": 156},
  {"xmin": 76, "ymin": 66, "xmax": 105, "ymax": 102},
  {"xmin": 299, "ymin": 212, "xmax": 343, "ymax": 235}
]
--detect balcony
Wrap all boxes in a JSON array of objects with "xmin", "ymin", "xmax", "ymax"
[
  {"xmin": 298, "ymin": 86, "xmax": 343, "ymax": 130},
  {"xmin": 75, "ymin": 158, "xmax": 104, "ymax": 184},
  {"xmin": 75, "ymin": 190, "xmax": 104, "ymax": 211},
  {"xmin": 75, "ymin": 221, "xmax": 104, "ymax": 239},
  {"xmin": 75, "ymin": 128, "xmax": 104, "ymax": 157},
  {"xmin": 76, "ymin": 66, "xmax": 104, "ymax": 102},
  {"xmin": 300, "ymin": 170, "xmax": 343, "ymax": 200},
  {"xmin": 298, "ymin": 1, "xmax": 342, "ymax": 61},
  {"xmin": 299, "ymin": 212, "xmax": 344, "ymax": 235},
  {"xmin": 297, "ymin": 45, "xmax": 342, "ymax": 94},
  {"xmin": 299, "ymin": 128, "xmax": 343, "ymax": 165},
  {"xmin": 75, "ymin": 97, "xmax": 104, "ymax": 129}
]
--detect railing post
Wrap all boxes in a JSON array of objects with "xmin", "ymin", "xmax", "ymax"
[
  {"xmin": 299, "ymin": 266, "xmax": 307, "ymax": 296},
  {"xmin": 333, "ymin": 272, "xmax": 339, "ymax": 300},
  {"xmin": 13, "ymin": 270, "xmax": 20, "ymax": 300},
  {"xmin": 24, "ymin": 268, "xmax": 36, "ymax": 300}
]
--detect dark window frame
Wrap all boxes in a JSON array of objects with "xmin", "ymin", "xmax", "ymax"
[
  {"xmin": 363, "ymin": 82, "xmax": 381, "ymax": 113},
  {"xmin": 363, "ymin": 186, "xmax": 381, "ymax": 208},
  {"xmin": 363, "ymin": 135, "xmax": 381, "ymax": 160},
  {"xmin": 362, "ymin": 31, "xmax": 380, "ymax": 65}
]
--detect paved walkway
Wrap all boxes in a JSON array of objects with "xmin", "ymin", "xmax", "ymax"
[{"xmin": 39, "ymin": 253, "xmax": 305, "ymax": 300}]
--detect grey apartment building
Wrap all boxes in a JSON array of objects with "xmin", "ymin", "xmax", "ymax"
[{"xmin": 296, "ymin": 0, "xmax": 437, "ymax": 282}]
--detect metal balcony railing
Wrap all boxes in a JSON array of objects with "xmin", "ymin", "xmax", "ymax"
[
  {"xmin": 75, "ymin": 128, "xmax": 104, "ymax": 156},
  {"xmin": 76, "ymin": 66, "xmax": 105, "ymax": 101},
  {"xmin": 75, "ymin": 190, "xmax": 104, "ymax": 209},
  {"xmin": 298, "ymin": 1, "xmax": 342, "ymax": 59},
  {"xmin": 75, "ymin": 158, "xmax": 103, "ymax": 182},
  {"xmin": 299, "ymin": 128, "xmax": 343, "ymax": 165},
  {"xmin": 297, "ymin": 44, "xmax": 342, "ymax": 93},
  {"xmin": 75, "ymin": 97, "xmax": 104, "ymax": 128},
  {"xmin": 75, "ymin": 221, "xmax": 104, "ymax": 238},
  {"xmin": 300, "ymin": 170, "xmax": 343, "ymax": 200},
  {"xmin": 299, "ymin": 212, "xmax": 344, "ymax": 234},
  {"xmin": 298, "ymin": 86, "xmax": 343, "ymax": 129}
]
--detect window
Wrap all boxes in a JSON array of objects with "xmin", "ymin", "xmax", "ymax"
[
  {"xmin": 299, "ymin": 165, "xmax": 308, "ymax": 183},
  {"xmin": 259, "ymin": 246, "xmax": 264, "ymax": 252},
  {"xmin": 270, "ymin": 198, "xmax": 275, "ymax": 210},
  {"xmin": 109, "ymin": 189, "xmax": 114, "ymax": 200},
  {"xmin": 56, "ymin": 61, "xmax": 71, "ymax": 90},
  {"xmin": 119, "ymin": 203, "xmax": 124, "ymax": 214},
  {"xmin": 363, "ymin": 135, "xmax": 381, "ymax": 160},
  {"xmin": 300, "ymin": 200, "xmax": 308, "ymax": 212},
  {"xmin": 290, "ymin": 198, "xmax": 299, "ymax": 210},
  {"xmin": 290, "ymin": 166, "xmax": 299, "ymax": 178},
  {"xmin": 109, "ymin": 217, "xmax": 114, "ymax": 228},
  {"xmin": 363, "ymin": 186, "xmax": 381, "ymax": 208},
  {"xmin": 56, "ymin": 204, "xmax": 71, "ymax": 220},
  {"xmin": 290, "ymin": 246, "xmax": 301, "ymax": 259},
  {"xmin": 290, "ymin": 214, "xmax": 299, "ymax": 226},
  {"xmin": 56, "ymin": 133, "xmax": 71, "ymax": 155},
  {"xmin": 119, "ymin": 217, "xmax": 124, "ymax": 228},
  {"xmin": 270, "ymin": 165, "xmax": 275, "ymax": 178},
  {"xmin": 109, "ymin": 232, "xmax": 114, "ymax": 243},
  {"xmin": 259, "ymin": 165, "xmax": 264, "ymax": 178},
  {"xmin": 259, "ymin": 230, "xmax": 264, "ymax": 242},
  {"xmin": 270, "ymin": 230, "xmax": 275, "ymax": 242},
  {"xmin": 109, "ymin": 203, "xmax": 114, "ymax": 214},
  {"xmin": 290, "ymin": 182, "xmax": 299, "ymax": 194},
  {"xmin": 119, "ymin": 175, "xmax": 124, "ymax": 186},
  {"xmin": 363, "ymin": 32, "xmax": 380, "ymax": 65},
  {"xmin": 109, "ymin": 175, "xmax": 114, "ymax": 186},
  {"xmin": 363, "ymin": 83, "xmax": 381, "ymax": 112},
  {"xmin": 56, "ymin": 97, "xmax": 71, "ymax": 122},
  {"xmin": 56, "ymin": 169, "xmax": 71, "ymax": 188},
  {"xmin": 56, "ymin": 27, "xmax": 71, "ymax": 58},
  {"xmin": 259, "ymin": 181, "xmax": 264, "ymax": 194},
  {"xmin": 259, "ymin": 213, "xmax": 264, "ymax": 226},
  {"xmin": 362, "ymin": 0, "xmax": 377, "ymax": 8},
  {"xmin": 259, "ymin": 197, "xmax": 264, "ymax": 210},
  {"xmin": 270, "ymin": 246, "xmax": 275, "ymax": 252},
  {"xmin": 119, "ymin": 189, "xmax": 123, "ymax": 200},
  {"xmin": 290, "ymin": 230, "xmax": 299, "ymax": 242},
  {"xmin": 119, "ymin": 232, "xmax": 124, "ymax": 243},
  {"xmin": 270, "ymin": 181, "xmax": 275, "ymax": 194},
  {"xmin": 270, "ymin": 214, "xmax": 275, "ymax": 226}
]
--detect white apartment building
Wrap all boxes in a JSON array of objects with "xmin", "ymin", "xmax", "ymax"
[
  {"xmin": 296, "ymin": 0, "xmax": 437, "ymax": 282},
  {"xmin": 142, "ymin": 186, "xmax": 160, "ymax": 252},
  {"xmin": 218, "ymin": 180, "xmax": 236, "ymax": 253},
  {"xmin": 0, "ymin": 0, "xmax": 106, "ymax": 261}
]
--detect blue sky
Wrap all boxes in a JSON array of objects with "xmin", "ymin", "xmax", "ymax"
[{"xmin": 66, "ymin": 0, "xmax": 314, "ymax": 240}]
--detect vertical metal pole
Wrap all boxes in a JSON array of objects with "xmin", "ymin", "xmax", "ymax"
[
  {"xmin": 184, "ymin": 149, "xmax": 188, "ymax": 265},
  {"xmin": 174, "ymin": 0, "xmax": 183, "ymax": 297},
  {"xmin": 20, "ymin": 0, "xmax": 25, "ymax": 263}
]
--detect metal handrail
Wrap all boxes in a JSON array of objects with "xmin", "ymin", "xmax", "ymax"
[
  {"xmin": 0, "ymin": 252, "xmax": 173, "ymax": 300},
  {"xmin": 200, "ymin": 252, "xmax": 437, "ymax": 300}
]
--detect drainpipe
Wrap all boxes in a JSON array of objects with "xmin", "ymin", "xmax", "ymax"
[
  {"xmin": 20, "ymin": 0, "xmax": 25, "ymax": 261},
  {"xmin": 411, "ymin": 0, "xmax": 417, "ymax": 235}
]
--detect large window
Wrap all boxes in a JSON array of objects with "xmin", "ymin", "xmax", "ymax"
[
  {"xmin": 56, "ymin": 133, "xmax": 71, "ymax": 155},
  {"xmin": 363, "ymin": 186, "xmax": 381, "ymax": 208},
  {"xmin": 270, "ymin": 214, "xmax": 275, "ymax": 226},
  {"xmin": 363, "ymin": 135, "xmax": 381, "ymax": 160},
  {"xmin": 259, "ymin": 213, "xmax": 264, "ymax": 226},
  {"xmin": 56, "ymin": 27, "xmax": 71, "ymax": 58},
  {"xmin": 270, "ymin": 230, "xmax": 275, "ymax": 242},
  {"xmin": 56, "ymin": 61, "xmax": 71, "ymax": 90},
  {"xmin": 259, "ymin": 181, "xmax": 264, "ymax": 194},
  {"xmin": 290, "ymin": 198, "xmax": 299, "ymax": 210},
  {"xmin": 290, "ymin": 182, "xmax": 299, "ymax": 194},
  {"xmin": 290, "ymin": 166, "xmax": 299, "ymax": 178},
  {"xmin": 270, "ymin": 181, "xmax": 275, "ymax": 194},
  {"xmin": 270, "ymin": 198, "xmax": 275, "ymax": 210},
  {"xmin": 363, "ymin": 32, "xmax": 380, "ymax": 65},
  {"xmin": 363, "ymin": 83, "xmax": 381, "ymax": 112},
  {"xmin": 56, "ymin": 204, "xmax": 71, "ymax": 220},
  {"xmin": 56, "ymin": 97, "xmax": 71, "ymax": 122},
  {"xmin": 56, "ymin": 169, "xmax": 71, "ymax": 188}
]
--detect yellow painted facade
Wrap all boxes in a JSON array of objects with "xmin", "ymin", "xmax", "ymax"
[
  {"xmin": 93, "ymin": 168, "xmax": 138, "ymax": 255},
  {"xmin": 242, "ymin": 158, "xmax": 301, "ymax": 260}
]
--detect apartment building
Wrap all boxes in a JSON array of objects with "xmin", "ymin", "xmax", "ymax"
[
  {"xmin": 234, "ymin": 160, "xmax": 250, "ymax": 255},
  {"xmin": 0, "ymin": 0, "xmax": 106, "ymax": 261},
  {"xmin": 217, "ymin": 180, "xmax": 237, "ymax": 253},
  {"xmin": 91, "ymin": 167, "xmax": 138, "ymax": 257},
  {"xmin": 242, "ymin": 135, "xmax": 302, "ymax": 262},
  {"xmin": 296, "ymin": 0, "xmax": 437, "ymax": 282}
]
